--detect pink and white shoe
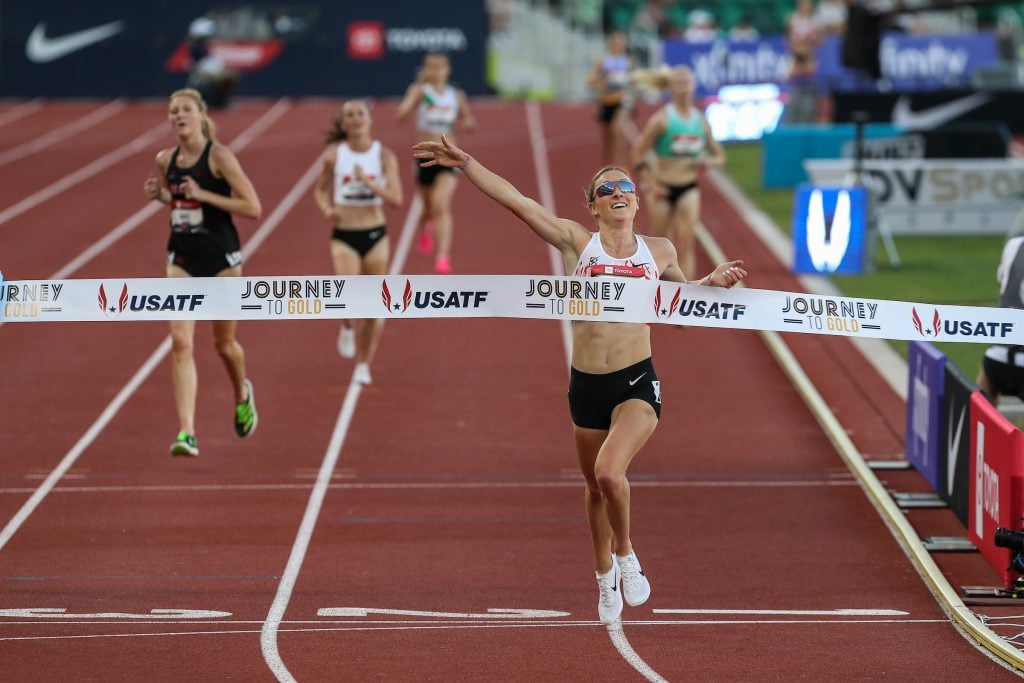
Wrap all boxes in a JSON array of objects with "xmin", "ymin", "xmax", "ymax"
[{"xmin": 434, "ymin": 255, "xmax": 452, "ymax": 274}]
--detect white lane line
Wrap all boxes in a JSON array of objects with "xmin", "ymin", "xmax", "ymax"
[
  {"xmin": 525, "ymin": 100, "xmax": 664, "ymax": 682},
  {"xmin": 0, "ymin": 99, "xmax": 43, "ymax": 128},
  {"xmin": 0, "ymin": 123, "xmax": 167, "ymax": 227},
  {"xmin": 0, "ymin": 338, "xmax": 170, "ymax": 553},
  {"xmin": 0, "ymin": 618, "xmax": 950, "ymax": 643},
  {"xmin": 50, "ymin": 98, "xmax": 291, "ymax": 281},
  {"xmin": 0, "ymin": 479, "xmax": 859, "ymax": 495},
  {"xmin": 0, "ymin": 152, "xmax": 322, "ymax": 554},
  {"xmin": 654, "ymin": 609, "xmax": 910, "ymax": 616},
  {"xmin": 525, "ymin": 100, "xmax": 572, "ymax": 367},
  {"xmin": 0, "ymin": 100, "xmax": 125, "ymax": 168},
  {"xmin": 260, "ymin": 195, "xmax": 423, "ymax": 683}
]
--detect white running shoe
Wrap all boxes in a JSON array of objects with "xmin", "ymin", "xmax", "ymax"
[
  {"xmin": 353, "ymin": 362, "xmax": 372, "ymax": 386},
  {"xmin": 596, "ymin": 560, "xmax": 623, "ymax": 624},
  {"xmin": 337, "ymin": 326, "xmax": 356, "ymax": 358},
  {"xmin": 616, "ymin": 550, "xmax": 651, "ymax": 607}
]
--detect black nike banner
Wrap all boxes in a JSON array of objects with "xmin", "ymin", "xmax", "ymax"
[
  {"xmin": 0, "ymin": 1, "xmax": 488, "ymax": 97},
  {"xmin": 939, "ymin": 361, "xmax": 976, "ymax": 527},
  {"xmin": 834, "ymin": 90, "xmax": 1024, "ymax": 134}
]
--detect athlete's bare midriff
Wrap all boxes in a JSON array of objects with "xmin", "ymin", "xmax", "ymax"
[
  {"xmin": 335, "ymin": 204, "xmax": 386, "ymax": 230},
  {"xmin": 655, "ymin": 155, "xmax": 699, "ymax": 187},
  {"xmin": 571, "ymin": 320, "xmax": 652, "ymax": 373}
]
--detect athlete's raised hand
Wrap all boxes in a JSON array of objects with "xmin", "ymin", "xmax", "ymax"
[
  {"xmin": 705, "ymin": 260, "xmax": 747, "ymax": 288},
  {"xmin": 412, "ymin": 134, "xmax": 470, "ymax": 170}
]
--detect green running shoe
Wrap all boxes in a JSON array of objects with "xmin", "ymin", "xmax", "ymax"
[
  {"xmin": 170, "ymin": 431, "xmax": 199, "ymax": 457},
  {"xmin": 235, "ymin": 378, "xmax": 258, "ymax": 437}
]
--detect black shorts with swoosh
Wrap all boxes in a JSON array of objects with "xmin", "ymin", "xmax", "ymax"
[
  {"xmin": 567, "ymin": 357, "xmax": 660, "ymax": 430},
  {"xmin": 331, "ymin": 224, "xmax": 387, "ymax": 257}
]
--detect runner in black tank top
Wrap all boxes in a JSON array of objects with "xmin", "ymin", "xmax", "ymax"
[
  {"xmin": 166, "ymin": 140, "xmax": 243, "ymax": 277},
  {"xmin": 143, "ymin": 88, "xmax": 262, "ymax": 458}
]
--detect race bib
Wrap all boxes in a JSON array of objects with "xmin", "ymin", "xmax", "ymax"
[
  {"xmin": 171, "ymin": 200, "xmax": 203, "ymax": 232},
  {"xmin": 670, "ymin": 134, "xmax": 703, "ymax": 157}
]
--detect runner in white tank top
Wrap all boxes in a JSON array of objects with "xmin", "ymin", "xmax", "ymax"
[
  {"xmin": 334, "ymin": 140, "xmax": 385, "ymax": 207},
  {"xmin": 413, "ymin": 135, "xmax": 748, "ymax": 626},
  {"xmin": 396, "ymin": 52, "xmax": 476, "ymax": 274},
  {"xmin": 314, "ymin": 100, "xmax": 403, "ymax": 385}
]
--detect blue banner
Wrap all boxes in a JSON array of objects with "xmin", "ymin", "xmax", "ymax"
[
  {"xmin": 791, "ymin": 185, "xmax": 867, "ymax": 275},
  {"xmin": 662, "ymin": 32, "xmax": 999, "ymax": 98},
  {"xmin": 906, "ymin": 340, "xmax": 946, "ymax": 492}
]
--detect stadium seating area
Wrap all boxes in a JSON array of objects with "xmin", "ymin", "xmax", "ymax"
[{"xmin": 604, "ymin": 0, "xmax": 794, "ymax": 37}]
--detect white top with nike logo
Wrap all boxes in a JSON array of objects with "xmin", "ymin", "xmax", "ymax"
[{"xmin": 573, "ymin": 233, "xmax": 659, "ymax": 280}]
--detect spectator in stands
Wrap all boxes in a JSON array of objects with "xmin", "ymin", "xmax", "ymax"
[
  {"xmin": 633, "ymin": 0, "xmax": 684, "ymax": 38},
  {"xmin": 816, "ymin": 0, "xmax": 848, "ymax": 34},
  {"xmin": 587, "ymin": 31, "xmax": 635, "ymax": 167},
  {"xmin": 783, "ymin": 0, "xmax": 822, "ymax": 124},
  {"xmin": 728, "ymin": 15, "xmax": 761, "ymax": 42},
  {"xmin": 684, "ymin": 9, "xmax": 719, "ymax": 43},
  {"xmin": 978, "ymin": 234, "xmax": 1024, "ymax": 406}
]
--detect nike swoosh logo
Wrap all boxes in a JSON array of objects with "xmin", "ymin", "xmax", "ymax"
[
  {"xmin": 891, "ymin": 92, "xmax": 991, "ymax": 130},
  {"xmin": 26, "ymin": 21, "xmax": 126, "ymax": 63},
  {"xmin": 629, "ymin": 372, "xmax": 647, "ymax": 386},
  {"xmin": 946, "ymin": 402, "xmax": 965, "ymax": 493}
]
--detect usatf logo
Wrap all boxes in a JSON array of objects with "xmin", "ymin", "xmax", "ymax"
[
  {"xmin": 912, "ymin": 307, "xmax": 941, "ymax": 337},
  {"xmin": 382, "ymin": 279, "xmax": 412, "ymax": 313},
  {"xmin": 99, "ymin": 282, "xmax": 205, "ymax": 317},
  {"xmin": 383, "ymin": 279, "xmax": 489, "ymax": 313},
  {"xmin": 653, "ymin": 285, "xmax": 681, "ymax": 318},
  {"xmin": 98, "ymin": 283, "xmax": 129, "ymax": 317}
]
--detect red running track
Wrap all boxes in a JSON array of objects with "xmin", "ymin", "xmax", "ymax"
[{"xmin": 0, "ymin": 99, "xmax": 1018, "ymax": 681}]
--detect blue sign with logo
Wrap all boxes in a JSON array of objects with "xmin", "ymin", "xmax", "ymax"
[
  {"xmin": 906, "ymin": 340, "xmax": 946, "ymax": 492},
  {"xmin": 791, "ymin": 185, "xmax": 867, "ymax": 275},
  {"xmin": 662, "ymin": 33, "xmax": 999, "ymax": 98}
]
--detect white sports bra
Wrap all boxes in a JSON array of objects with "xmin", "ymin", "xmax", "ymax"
[{"xmin": 572, "ymin": 233, "xmax": 659, "ymax": 279}]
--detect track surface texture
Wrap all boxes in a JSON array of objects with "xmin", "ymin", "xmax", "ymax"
[{"xmin": 0, "ymin": 99, "xmax": 1019, "ymax": 681}]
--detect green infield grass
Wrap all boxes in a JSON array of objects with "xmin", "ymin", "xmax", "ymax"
[{"xmin": 723, "ymin": 141, "xmax": 1010, "ymax": 382}]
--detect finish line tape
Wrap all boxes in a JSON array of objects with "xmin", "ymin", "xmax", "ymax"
[{"xmin": 0, "ymin": 274, "xmax": 1018, "ymax": 345}]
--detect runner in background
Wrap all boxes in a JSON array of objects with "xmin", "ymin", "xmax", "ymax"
[
  {"xmin": 143, "ymin": 88, "xmax": 261, "ymax": 457},
  {"xmin": 586, "ymin": 30, "xmax": 634, "ymax": 167},
  {"xmin": 630, "ymin": 65, "xmax": 725, "ymax": 280},
  {"xmin": 395, "ymin": 51, "xmax": 476, "ymax": 274},
  {"xmin": 313, "ymin": 99, "xmax": 403, "ymax": 386}
]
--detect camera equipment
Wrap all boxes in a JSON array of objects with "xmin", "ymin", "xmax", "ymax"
[
  {"xmin": 994, "ymin": 527, "xmax": 1024, "ymax": 576},
  {"xmin": 994, "ymin": 527, "xmax": 1024, "ymax": 552}
]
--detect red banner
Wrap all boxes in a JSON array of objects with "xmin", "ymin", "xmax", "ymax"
[{"xmin": 968, "ymin": 393, "xmax": 1024, "ymax": 588}]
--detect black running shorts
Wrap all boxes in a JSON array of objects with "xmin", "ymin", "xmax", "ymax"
[{"xmin": 567, "ymin": 357, "xmax": 661, "ymax": 430}]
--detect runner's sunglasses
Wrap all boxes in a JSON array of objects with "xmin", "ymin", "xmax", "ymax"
[{"xmin": 594, "ymin": 179, "xmax": 636, "ymax": 197}]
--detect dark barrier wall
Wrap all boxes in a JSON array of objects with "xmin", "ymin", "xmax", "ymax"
[
  {"xmin": 833, "ymin": 90, "xmax": 1024, "ymax": 135},
  {"xmin": 939, "ymin": 361, "xmax": 976, "ymax": 527},
  {"xmin": 0, "ymin": 2, "xmax": 488, "ymax": 97}
]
